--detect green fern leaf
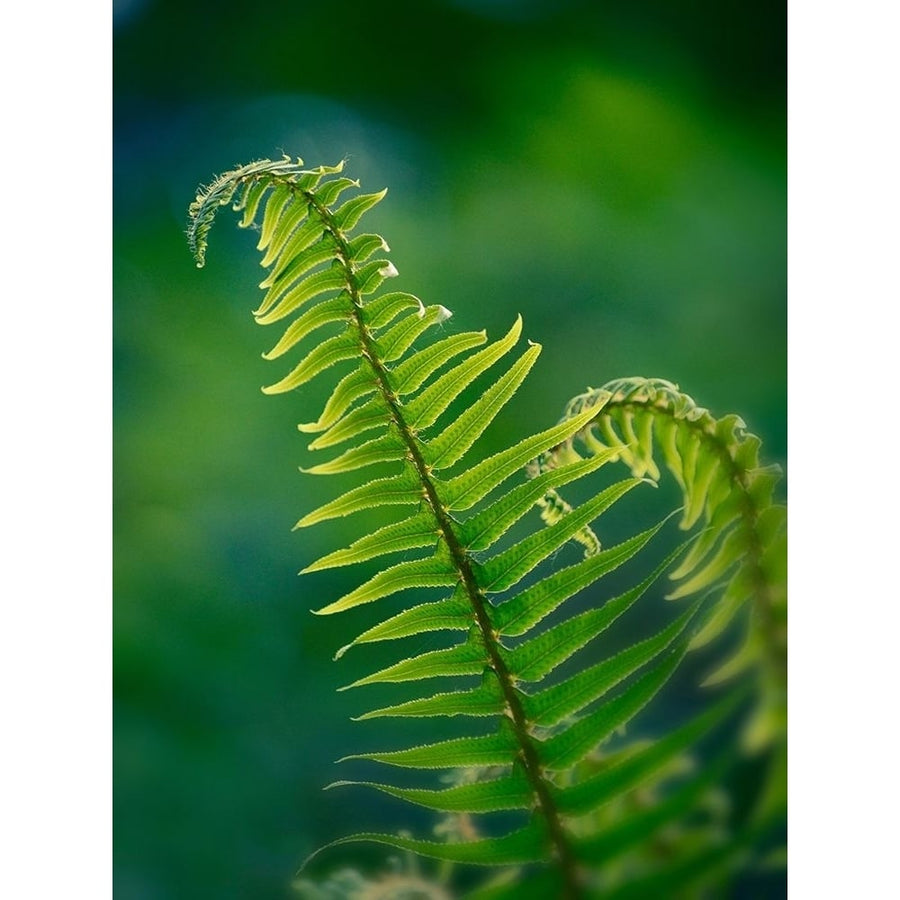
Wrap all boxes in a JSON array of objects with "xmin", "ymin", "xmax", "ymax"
[
  {"xmin": 356, "ymin": 679, "xmax": 504, "ymax": 720},
  {"xmin": 313, "ymin": 554, "xmax": 457, "ymax": 616},
  {"xmin": 425, "ymin": 343, "xmax": 542, "ymax": 470},
  {"xmin": 524, "ymin": 604, "xmax": 700, "ymax": 727},
  {"xmin": 344, "ymin": 728, "xmax": 519, "ymax": 769},
  {"xmin": 335, "ymin": 594, "xmax": 472, "ymax": 658},
  {"xmin": 492, "ymin": 526, "xmax": 681, "ymax": 637},
  {"xmin": 474, "ymin": 479, "xmax": 645, "ymax": 593},
  {"xmin": 403, "ymin": 316, "xmax": 523, "ymax": 429},
  {"xmin": 441, "ymin": 401, "xmax": 607, "ymax": 510},
  {"xmin": 311, "ymin": 822, "xmax": 548, "ymax": 866},
  {"xmin": 293, "ymin": 470, "xmax": 421, "ymax": 528},
  {"xmin": 390, "ymin": 329, "xmax": 488, "ymax": 396},
  {"xmin": 537, "ymin": 642, "xmax": 686, "ymax": 770},
  {"xmin": 302, "ymin": 509, "xmax": 438, "ymax": 572},
  {"xmin": 505, "ymin": 534, "xmax": 690, "ymax": 681},
  {"xmin": 326, "ymin": 771, "xmax": 533, "ymax": 814},
  {"xmin": 342, "ymin": 637, "xmax": 487, "ymax": 689},
  {"xmin": 188, "ymin": 161, "xmax": 785, "ymax": 897}
]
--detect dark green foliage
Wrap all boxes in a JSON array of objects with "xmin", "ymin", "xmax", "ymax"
[{"xmin": 188, "ymin": 158, "xmax": 786, "ymax": 899}]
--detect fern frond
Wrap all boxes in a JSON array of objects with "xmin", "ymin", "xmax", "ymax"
[
  {"xmin": 189, "ymin": 161, "xmax": 785, "ymax": 898},
  {"xmin": 537, "ymin": 377, "xmax": 786, "ymax": 752}
]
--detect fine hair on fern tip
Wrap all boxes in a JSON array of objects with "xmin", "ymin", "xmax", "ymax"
[{"xmin": 187, "ymin": 157, "xmax": 786, "ymax": 899}]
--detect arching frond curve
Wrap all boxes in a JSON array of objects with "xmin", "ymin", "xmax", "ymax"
[{"xmin": 187, "ymin": 160, "xmax": 786, "ymax": 899}]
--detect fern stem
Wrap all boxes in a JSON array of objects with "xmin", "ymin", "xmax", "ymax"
[{"xmin": 305, "ymin": 189, "xmax": 585, "ymax": 899}]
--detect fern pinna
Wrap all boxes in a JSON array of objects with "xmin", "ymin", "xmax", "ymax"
[{"xmin": 187, "ymin": 157, "xmax": 786, "ymax": 899}]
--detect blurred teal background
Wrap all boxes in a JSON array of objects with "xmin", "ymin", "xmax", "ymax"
[{"xmin": 114, "ymin": 1, "xmax": 785, "ymax": 897}]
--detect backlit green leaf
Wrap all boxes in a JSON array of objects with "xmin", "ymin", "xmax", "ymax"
[
  {"xmin": 313, "ymin": 554, "xmax": 457, "ymax": 615},
  {"xmin": 374, "ymin": 305, "xmax": 450, "ymax": 362},
  {"xmin": 328, "ymin": 770, "xmax": 532, "ymax": 813},
  {"xmin": 293, "ymin": 469, "xmax": 421, "ymax": 527},
  {"xmin": 457, "ymin": 453, "xmax": 613, "ymax": 553},
  {"xmin": 300, "ymin": 430, "xmax": 407, "ymax": 475},
  {"xmin": 390, "ymin": 330, "xmax": 488, "ymax": 396},
  {"xmin": 356, "ymin": 679, "xmax": 504, "ymax": 720},
  {"xmin": 310, "ymin": 821, "xmax": 547, "ymax": 866},
  {"xmin": 425, "ymin": 343, "xmax": 542, "ymax": 470},
  {"xmin": 331, "ymin": 188, "xmax": 388, "ymax": 233},
  {"xmin": 261, "ymin": 329, "xmax": 358, "ymax": 394},
  {"xmin": 334, "ymin": 593, "xmax": 471, "ymax": 657},
  {"xmin": 255, "ymin": 266, "xmax": 348, "ymax": 326},
  {"xmin": 442, "ymin": 401, "xmax": 608, "ymax": 510},
  {"xmin": 361, "ymin": 291, "xmax": 424, "ymax": 329},
  {"xmin": 505, "ymin": 527, "xmax": 683, "ymax": 681},
  {"xmin": 344, "ymin": 727, "xmax": 519, "ymax": 769},
  {"xmin": 343, "ymin": 637, "xmax": 487, "ymax": 689},
  {"xmin": 260, "ymin": 295, "xmax": 350, "ymax": 361},
  {"xmin": 307, "ymin": 397, "xmax": 391, "ymax": 450},
  {"xmin": 526, "ymin": 605, "xmax": 699, "ymax": 727},
  {"xmin": 539, "ymin": 643, "xmax": 690, "ymax": 768},
  {"xmin": 404, "ymin": 317, "xmax": 523, "ymax": 429},
  {"xmin": 256, "ymin": 183, "xmax": 292, "ymax": 251},
  {"xmin": 475, "ymin": 479, "xmax": 645, "ymax": 593},
  {"xmin": 303, "ymin": 509, "xmax": 438, "ymax": 572},
  {"xmin": 493, "ymin": 525, "xmax": 683, "ymax": 638},
  {"xmin": 298, "ymin": 365, "xmax": 376, "ymax": 433}
]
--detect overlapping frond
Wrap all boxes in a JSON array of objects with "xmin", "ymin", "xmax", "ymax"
[
  {"xmin": 188, "ymin": 161, "xmax": 786, "ymax": 898},
  {"xmin": 536, "ymin": 377, "xmax": 787, "ymax": 753}
]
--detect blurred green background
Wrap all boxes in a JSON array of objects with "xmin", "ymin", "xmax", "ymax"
[{"xmin": 114, "ymin": 1, "xmax": 785, "ymax": 897}]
